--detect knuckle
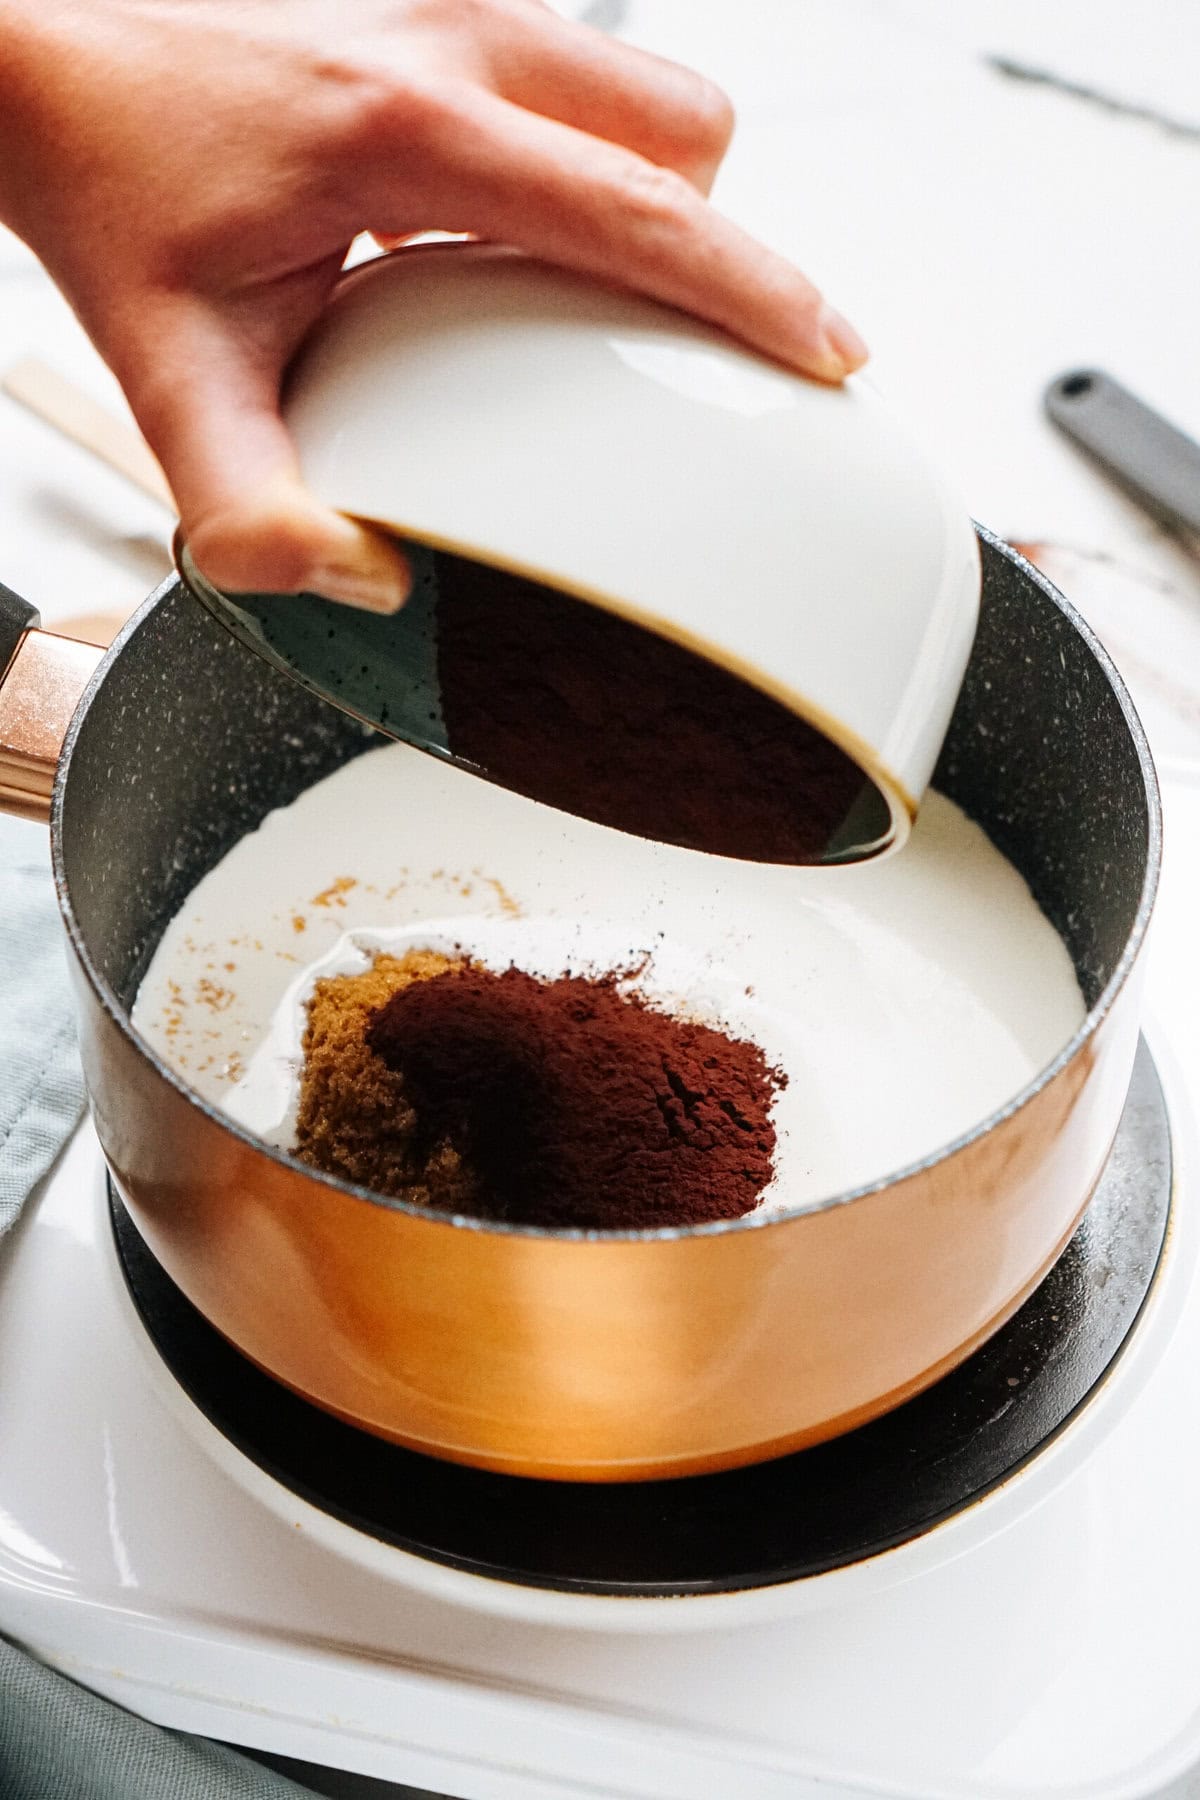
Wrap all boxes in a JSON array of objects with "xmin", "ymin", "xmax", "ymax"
[
  {"xmin": 691, "ymin": 76, "xmax": 735, "ymax": 153},
  {"xmin": 354, "ymin": 69, "xmax": 463, "ymax": 156},
  {"xmin": 615, "ymin": 160, "xmax": 696, "ymax": 231},
  {"xmin": 403, "ymin": 0, "xmax": 489, "ymax": 23},
  {"xmin": 285, "ymin": 53, "xmax": 401, "ymax": 149},
  {"xmin": 446, "ymin": 0, "xmax": 502, "ymax": 24},
  {"xmin": 672, "ymin": 72, "xmax": 734, "ymax": 156}
]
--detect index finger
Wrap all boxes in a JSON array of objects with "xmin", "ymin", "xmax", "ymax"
[
  {"xmin": 372, "ymin": 88, "xmax": 867, "ymax": 383},
  {"xmin": 477, "ymin": 6, "xmax": 735, "ymax": 194}
]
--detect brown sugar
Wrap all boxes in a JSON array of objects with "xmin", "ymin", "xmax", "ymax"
[
  {"xmin": 295, "ymin": 949, "xmax": 784, "ymax": 1231},
  {"xmin": 294, "ymin": 948, "xmax": 476, "ymax": 1211}
]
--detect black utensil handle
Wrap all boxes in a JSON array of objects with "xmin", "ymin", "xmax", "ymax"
[
  {"xmin": 0, "ymin": 580, "xmax": 40, "ymax": 675},
  {"xmin": 1044, "ymin": 369, "xmax": 1200, "ymax": 538}
]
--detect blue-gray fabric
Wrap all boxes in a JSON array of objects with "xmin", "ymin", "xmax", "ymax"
[
  {"xmin": 0, "ymin": 818, "xmax": 85, "ymax": 1237},
  {"xmin": 0, "ymin": 1637, "xmax": 315, "ymax": 1800},
  {"xmin": 0, "ymin": 816, "xmax": 316, "ymax": 1800}
]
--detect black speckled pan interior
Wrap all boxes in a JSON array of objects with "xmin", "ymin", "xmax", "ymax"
[{"xmin": 55, "ymin": 528, "xmax": 1157, "ymax": 1030}]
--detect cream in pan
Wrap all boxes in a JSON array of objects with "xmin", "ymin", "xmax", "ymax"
[{"xmin": 133, "ymin": 740, "xmax": 1085, "ymax": 1213}]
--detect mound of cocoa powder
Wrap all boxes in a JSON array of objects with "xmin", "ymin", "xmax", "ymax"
[
  {"xmin": 433, "ymin": 555, "xmax": 873, "ymax": 864},
  {"xmin": 296, "ymin": 952, "xmax": 784, "ymax": 1230}
]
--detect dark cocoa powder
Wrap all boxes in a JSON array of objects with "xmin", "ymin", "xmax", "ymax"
[
  {"xmin": 434, "ymin": 555, "xmax": 878, "ymax": 864},
  {"xmin": 365, "ymin": 962, "xmax": 785, "ymax": 1230}
]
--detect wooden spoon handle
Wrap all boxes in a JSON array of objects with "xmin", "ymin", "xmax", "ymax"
[{"xmin": 2, "ymin": 354, "xmax": 175, "ymax": 512}]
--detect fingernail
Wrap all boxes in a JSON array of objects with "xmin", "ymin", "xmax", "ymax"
[
  {"xmin": 818, "ymin": 304, "xmax": 869, "ymax": 373},
  {"xmin": 307, "ymin": 557, "xmax": 410, "ymax": 615}
]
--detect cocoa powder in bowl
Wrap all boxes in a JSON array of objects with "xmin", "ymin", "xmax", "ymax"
[
  {"xmin": 433, "ymin": 555, "xmax": 882, "ymax": 864},
  {"xmin": 353, "ymin": 961, "xmax": 786, "ymax": 1231}
]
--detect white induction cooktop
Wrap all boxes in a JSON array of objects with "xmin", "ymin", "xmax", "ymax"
[{"xmin": 1, "ymin": 772, "xmax": 1200, "ymax": 1800}]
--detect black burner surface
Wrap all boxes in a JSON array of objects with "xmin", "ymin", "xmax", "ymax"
[{"xmin": 112, "ymin": 1039, "xmax": 1171, "ymax": 1597}]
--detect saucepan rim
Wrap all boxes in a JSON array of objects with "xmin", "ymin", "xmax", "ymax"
[{"xmin": 50, "ymin": 525, "xmax": 1162, "ymax": 1243}]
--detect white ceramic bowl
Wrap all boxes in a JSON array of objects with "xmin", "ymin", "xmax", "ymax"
[{"xmin": 283, "ymin": 242, "xmax": 981, "ymax": 849}]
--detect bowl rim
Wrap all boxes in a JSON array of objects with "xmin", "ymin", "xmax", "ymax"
[
  {"xmin": 174, "ymin": 527, "xmax": 912, "ymax": 863},
  {"xmin": 52, "ymin": 525, "xmax": 1162, "ymax": 1244}
]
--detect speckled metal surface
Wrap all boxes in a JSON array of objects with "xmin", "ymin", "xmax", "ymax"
[
  {"xmin": 44, "ymin": 535, "xmax": 1165, "ymax": 1480},
  {"xmin": 178, "ymin": 537, "xmax": 449, "ymax": 767},
  {"xmin": 108, "ymin": 1036, "xmax": 1171, "ymax": 1592},
  {"xmin": 935, "ymin": 530, "xmax": 1157, "ymax": 1008},
  {"xmin": 55, "ymin": 576, "xmax": 376, "ymax": 1004},
  {"xmin": 177, "ymin": 535, "xmax": 895, "ymax": 866},
  {"xmin": 58, "ymin": 529, "xmax": 1157, "ymax": 1025}
]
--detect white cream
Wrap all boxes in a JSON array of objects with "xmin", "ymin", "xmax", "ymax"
[{"xmin": 133, "ymin": 740, "xmax": 1086, "ymax": 1213}]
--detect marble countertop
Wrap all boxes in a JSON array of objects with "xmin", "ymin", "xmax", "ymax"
[
  {"xmin": 2, "ymin": 16, "xmax": 1198, "ymax": 1795},
  {"xmin": 2, "ymin": 0, "xmax": 1198, "ymax": 766}
]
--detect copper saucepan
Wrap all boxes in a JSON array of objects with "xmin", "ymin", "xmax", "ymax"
[{"xmin": 0, "ymin": 528, "xmax": 1158, "ymax": 1480}]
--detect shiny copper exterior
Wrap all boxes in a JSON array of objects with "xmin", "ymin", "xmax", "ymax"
[
  {"xmin": 39, "ymin": 535, "xmax": 1161, "ymax": 1482},
  {"xmin": 0, "ymin": 629, "xmax": 103, "ymax": 821},
  {"xmin": 75, "ymin": 954, "xmax": 1143, "ymax": 1479}
]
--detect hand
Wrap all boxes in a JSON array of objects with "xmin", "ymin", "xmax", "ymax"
[{"xmin": 0, "ymin": 0, "xmax": 867, "ymax": 611}]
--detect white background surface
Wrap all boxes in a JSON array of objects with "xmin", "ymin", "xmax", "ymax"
[
  {"xmin": 3, "ymin": 2, "xmax": 1200, "ymax": 1796},
  {"xmin": 3, "ymin": 0, "xmax": 1198, "ymax": 769}
]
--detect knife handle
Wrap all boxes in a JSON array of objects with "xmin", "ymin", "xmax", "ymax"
[{"xmin": 1044, "ymin": 369, "xmax": 1200, "ymax": 538}]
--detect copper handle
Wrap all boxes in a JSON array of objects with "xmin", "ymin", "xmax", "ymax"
[{"xmin": 0, "ymin": 606, "xmax": 104, "ymax": 822}]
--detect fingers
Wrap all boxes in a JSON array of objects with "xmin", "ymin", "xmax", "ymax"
[
  {"xmin": 370, "ymin": 90, "xmax": 867, "ymax": 383},
  {"xmin": 476, "ymin": 6, "xmax": 735, "ymax": 194},
  {"xmin": 116, "ymin": 296, "xmax": 410, "ymax": 609}
]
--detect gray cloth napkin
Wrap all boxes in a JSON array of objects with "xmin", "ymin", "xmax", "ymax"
[
  {"xmin": 0, "ymin": 1639, "xmax": 317, "ymax": 1800},
  {"xmin": 0, "ymin": 818, "xmax": 85, "ymax": 1237},
  {"xmin": 0, "ymin": 816, "xmax": 317, "ymax": 1800}
]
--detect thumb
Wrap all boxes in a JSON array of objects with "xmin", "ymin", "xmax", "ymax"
[
  {"xmin": 188, "ymin": 465, "xmax": 412, "ymax": 616},
  {"xmin": 119, "ymin": 298, "xmax": 411, "ymax": 613}
]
